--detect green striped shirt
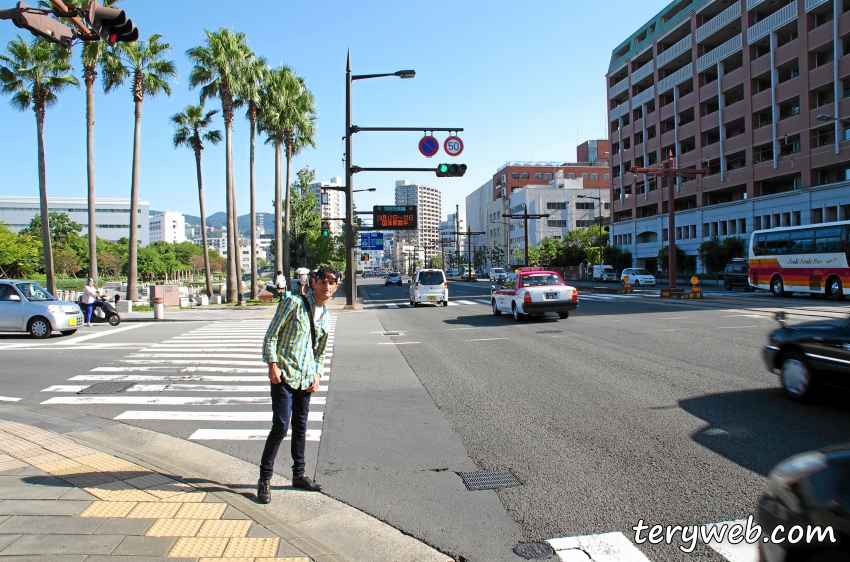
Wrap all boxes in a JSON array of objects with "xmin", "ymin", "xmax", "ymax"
[{"xmin": 262, "ymin": 292, "xmax": 330, "ymax": 389}]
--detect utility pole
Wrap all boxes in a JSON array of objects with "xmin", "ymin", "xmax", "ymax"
[
  {"xmin": 631, "ymin": 151, "xmax": 709, "ymax": 289},
  {"xmin": 502, "ymin": 205, "xmax": 550, "ymax": 267},
  {"xmin": 446, "ymin": 228, "xmax": 484, "ymax": 280}
]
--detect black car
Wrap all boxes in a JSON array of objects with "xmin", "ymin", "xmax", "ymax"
[
  {"xmin": 385, "ymin": 273, "xmax": 402, "ymax": 286},
  {"xmin": 723, "ymin": 259, "xmax": 753, "ymax": 291},
  {"xmin": 763, "ymin": 312, "xmax": 850, "ymax": 401},
  {"xmin": 758, "ymin": 444, "xmax": 850, "ymax": 562}
]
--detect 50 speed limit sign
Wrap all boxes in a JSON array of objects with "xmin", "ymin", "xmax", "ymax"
[{"xmin": 444, "ymin": 136, "xmax": 464, "ymax": 157}]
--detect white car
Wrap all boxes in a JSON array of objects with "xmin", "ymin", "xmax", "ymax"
[
  {"xmin": 489, "ymin": 267, "xmax": 507, "ymax": 282},
  {"xmin": 409, "ymin": 269, "xmax": 448, "ymax": 306},
  {"xmin": 0, "ymin": 280, "xmax": 85, "ymax": 338},
  {"xmin": 620, "ymin": 268, "xmax": 656, "ymax": 287},
  {"xmin": 491, "ymin": 268, "xmax": 578, "ymax": 321}
]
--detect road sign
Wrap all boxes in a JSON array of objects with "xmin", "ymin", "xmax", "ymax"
[
  {"xmin": 373, "ymin": 205, "xmax": 418, "ymax": 230},
  {"xmin": 360, "ymin": 232, "xmax": 384, "ymax": 251},
  {"xmin": 419, "ymin": 136, "xmax": 439, "ymax": 158},
  {"xmin": 444, "ymin": 136, "xmax": 463, "ymax": 157}
]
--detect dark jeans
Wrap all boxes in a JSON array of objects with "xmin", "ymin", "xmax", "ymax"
[
  {"xmin": 82, "ymin": 301, "xmax": 102, "ymax": 323},
  {"xmin": 259, "ymin": 380, "xmax": 311, "ymax": 481}
]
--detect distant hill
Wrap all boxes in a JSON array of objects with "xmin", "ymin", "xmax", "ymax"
[{"xmin": 181, "ymin": 211, "xmax": 276, "ymax": 237}]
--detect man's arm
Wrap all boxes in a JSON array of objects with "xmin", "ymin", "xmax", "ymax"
[{"xmin": 262, "ymin": 298, "xmax": 295, "ymax": 365}]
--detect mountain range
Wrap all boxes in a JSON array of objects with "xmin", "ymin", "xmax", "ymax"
[{"xmin": 151, "ymin": 211, "xmax": 276, "ymax": 237}]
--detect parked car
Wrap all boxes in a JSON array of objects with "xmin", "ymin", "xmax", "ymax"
[
  {"xmin": 489, "ymin": 268, "xmax": 507, "ymax": 282},
  {"xmin": 592, "ymin": 264, "xmax": 618, "ymax": 282},
  {"xmin": 385, "ymin": 272, "xmax": 403, "ymax": 286},
  {"xmin": 763, "ymin": 311, "xmax": 850, "ymax": 401},
  {"xmin": 620, "ymin": 268, "xmax": 656, "ymax": 287},
  {"xmin": 758, "ymin": 444, "xmax": 850, "ymax": 561},
  {"xmin": 723, "ymin": 259, "xmax": 752, "ymax": 291},
  {"xmin": 0, "ymin": 280, "xmax": 85, "ymax": 338},
  {"xmin": 491, "ymin": 267, "xmax": 578, "ymax": 321},
  {"xmin": 409, "ymin": 269, "xmax": 448, "ymax": 306}
]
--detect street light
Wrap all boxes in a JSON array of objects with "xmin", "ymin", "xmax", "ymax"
[{"xmin": 345, "ymin": 52, "xmax": 414, "ymax": 308}]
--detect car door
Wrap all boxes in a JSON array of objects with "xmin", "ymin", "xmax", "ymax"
[
  {"xmin": 499, "ymin": 274, "xmax": 518, "ymax": 311},
  {"xmin": 811, "ymin": 319, "xmax": 850, "ymax": 389},
  {"xmin": 0, "ymin": 284, "xmax": 25, "ymax": 331}
]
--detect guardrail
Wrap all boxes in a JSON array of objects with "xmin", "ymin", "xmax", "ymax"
[
  {"xmin": 747, "ymin": 0, "xmax": 797, "ymax": 43},
  {"xmin": 632, "ymin": 85, "xmax": 656, "ymax": 107},
  {"xmin": 696, "ymin": 34, "xmax": 743, "ymax": 72},
  {"xmin": 695, "ymin": 1, "xmax": 741, "ymax": 43},
  {"xmin": 610, "ymin": 100, "xmax": 631, "ymax": 120},
  {"xmin": 657, "ymin": 35, "xmax": 692, "ymax": 68},
  {"xmin": 609, "ymin": 77, "xmax": 629, "ymax": 99},
  {"xmin": 804, "ymin": 0, "xmax": 829, "ymax": 11},
  {"xmin": 630, "ymin": 60, "xmax": 654, "ymax": 84},
  {"xmin": 746, "ymin": 0, "xmax": 765, "ymax": 10},
  {"xmin": 657, "ymin": 63, "xmax": 694, "ymax": 94}
]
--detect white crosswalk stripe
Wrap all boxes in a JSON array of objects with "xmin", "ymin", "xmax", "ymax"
[{"xmin": 40, "ymin": 318, "xmax": 336, "ymax": 443}]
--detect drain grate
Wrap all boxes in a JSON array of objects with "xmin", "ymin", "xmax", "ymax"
[
  {"xmin": 458, "ymin": 469, "xmax": 521, "ymax": 491},
  {"xmin": 513, "ymin": 542, "xmax": 554, "ymax": 559},
  {"xmin": 77, "ymin": 382, "xmax": 135, "ymax": 394}
]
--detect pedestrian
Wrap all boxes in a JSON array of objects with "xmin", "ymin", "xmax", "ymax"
[
  {"xmin": 274, "ymin": 270, "xmax": 286, "ymax": 301},
  {"xmin": 257, "ymin": 265, "xmax": 337, "ymax": 504},
  {"xmin": 80, "ymin": 278, "xmax": 100, "ymax": 327}
]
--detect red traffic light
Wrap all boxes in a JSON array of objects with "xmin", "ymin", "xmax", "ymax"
[{"xmin": 86, "ymin": 1, "xmax": 137, "ymax": 45}]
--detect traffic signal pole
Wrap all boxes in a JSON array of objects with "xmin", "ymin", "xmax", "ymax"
[{"xmin": 502, "ymin": 205, "xmax": 550, "ymax": 267}]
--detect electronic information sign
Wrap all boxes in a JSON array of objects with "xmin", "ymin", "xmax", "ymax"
[{"xmin": 373, "ymin": 205, "xmax": 417, "ymax": 230}]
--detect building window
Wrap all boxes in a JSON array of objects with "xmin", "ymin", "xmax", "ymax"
[
  {"xmin": 604, "ymin": 174, "xmax": 610, "ymax": 180},
  {"xmin": 575, "ymin": 202, "xmax": 595, "ymax": 210},
  {"xmin": 582, "ymin": 173, "xmax": 589, "ymax": 180},
  {"xmin": 511, "ymin": 172, "xmax": 519, "ymax": 179},
  {"xmin": 545, "ymin": 173, "xmax": 553, "ymax": 180},
  {"xmin": 521, "ymin": 172, "xmax": 529, "ymax": 179},
  {"xmin": 568, "ymin": 173, "xmax": 576, "ymax": 179},
  {"xmin": 534, "ymin": 172, "xmax": 543, "ymax": 179},
  {"xmin": 591, "ymin": 173, "xmax": 599, "ymax": 180},
  {"xmin": 547, "ymin": 220, "xmax": 567, "ymax": 228},
  {"xmin": 546, "ymin": 202, "xmax": 567, "ymax": 210}
]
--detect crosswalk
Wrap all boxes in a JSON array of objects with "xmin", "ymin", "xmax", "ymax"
[
  {"xmin": 40, "ymin": 318, "xmax": 336, "ymax": 443},
  {"xmin": 377, "ymin": 294, "xmax": 650, "ymax": 309}
]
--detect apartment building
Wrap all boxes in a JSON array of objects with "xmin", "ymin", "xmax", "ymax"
[
  {"xmin": 310, "ymin": 177, "xmax": 344, "ymax": 237},
  {"xmin": 492, "ymin": 157, "xmax": 610, "ymax": 202},
  {"xmin": 607, "ymin": 0, "xmax": 850, "ymax": 269},
  {"xmin": 148, "ymin": 211, "xmax": 186, "ymax": 245},
  {"xmin": 393, "ymin": 180, "xmax": 442, "ymax": 268}
]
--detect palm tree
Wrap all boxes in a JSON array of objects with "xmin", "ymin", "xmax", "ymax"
[
  {"xmin": 170, "ymin": 104, "xmax": 221, "ymax": 299},
  {"xmin": 235, "ymin": 54, "xmax": 266, "ymax": 299},
  {"xmin": 0, "ymin": 37, "xmax": 79, "ymax": 296},
  {"xmin": 102, "ymin": 34, "xmax": 177, "ymax": 303},
  {"xmin": 257, "ymin": 65, "xmax": 316, "ymax": 276},
  {"xmin": 186, "ymin": 28, "xmax": 253, "ymax": 304}
]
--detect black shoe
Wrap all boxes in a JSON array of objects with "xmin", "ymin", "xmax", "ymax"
[
  {"xmin": 257, "ymin": 479, "xmax": 271, "ymax": 504},
  {"xmin": 292, "ymin": 475, "xmax": 322, "ymax": 492}
]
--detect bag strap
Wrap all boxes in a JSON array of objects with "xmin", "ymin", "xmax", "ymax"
[{"xmin": 299, "ymin": 294, "xmax": 317, "ymax": 351}]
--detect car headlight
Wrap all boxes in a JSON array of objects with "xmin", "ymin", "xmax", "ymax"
[
  {"xmin": 62, "ymin": 305, "xmax": 79, "ymax": 313},
  {"xmin": 46, "ymin": 305, "xmax": 64, "ymax": 314},
  {"xmin": 766, "ymin": 452, "xmax": 828, "ymax": 497}
]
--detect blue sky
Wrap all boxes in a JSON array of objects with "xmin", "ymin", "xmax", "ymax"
[{"xmin": 0, "ymin": 0, "xmax": 668, "ymax": 221}]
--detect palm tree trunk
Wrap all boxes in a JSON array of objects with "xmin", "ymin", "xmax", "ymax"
[
  {"xmin": 283, "ymin": 140, "xmax": 292, "ymax": 276},
  {"xmin": 195, "ymin": 147, "xmax": 212, "ymax": 298},
  {"xmin": 85, "ymin": 68, "xmax": 98, "ymax": 285},
  {"xmin": 229, "ymin": 148, "xmax": 241, "ymax": 304},
  {"xmin": 223, "ymin": 109, "xmax": 238, "ymax": 303},
  {"xmin": 35, "ymin": 102, "xmax": 55, "ymax": 297},
  {"xmin": 126, "ymin": 98, "xmax": 142, "ymax": 303},
  {"xmin": 248, "ymin": 109, "xmax": 257, "ymax": 300},
  {"xmin": 274, "ymin": 140, "xmax": 282, "ymax": 275}
]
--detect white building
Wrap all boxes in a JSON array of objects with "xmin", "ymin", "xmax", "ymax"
[
  {"xmin": 148, "ymin": 211, "xmax": 186, "ymax": 245},
  {"xmin": 392, "ymin": 180, "xmax": 441, "ymax": 271},
  {"xmin": 310, "ymin": 177, "xmax": 343, "ymax": 237},
  {"xmin": 440, "ymin": 212, "xmax": 466, "ymax": 262},
  {"xmin": 465, "ymin": 179, "xmax": 492, "ymax": 252},
  {"xmin": 0, "ymin": 196, "xmax": 150, "ymax": 246}
]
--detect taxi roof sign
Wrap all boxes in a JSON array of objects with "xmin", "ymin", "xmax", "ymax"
[{"xmin": 518, "ymin": 267, "xmax": 545, "ymax": 272}]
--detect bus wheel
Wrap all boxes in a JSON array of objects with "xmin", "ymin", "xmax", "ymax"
[
  {"xmin": 770, "ymin": 275, "xmax": 786, "ymax": 297},
  {"xmin": 827, "ymin": 277, "xmax": 845, "ymax": 301}
]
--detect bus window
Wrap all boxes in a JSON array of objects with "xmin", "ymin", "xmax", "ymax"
[
  {"xmin": 765, "ymin": 231, "xmax": 790, "ymax": 255},
  {"xmin": 790, "ymin": 229, "xmax": 814, "ymax": 254},
  {"xmin": 815, "ymin": 227, "xmax": 842, "ymax": 253},
  {"xmin": 752, "ymin": 233, "xmax": 767, "ymax": 256}
]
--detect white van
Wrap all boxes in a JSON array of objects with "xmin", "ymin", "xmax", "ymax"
[
  {"xmin": 409, "ymin": 269, "xmax": 448, "ymax": 306},
  {"xmin": 592, "ymin": 264, "xmax": 617, "ymax": 282},
  {"xmin": 489, "ymin": 268, "xmax": 507, "ymax": 282}
]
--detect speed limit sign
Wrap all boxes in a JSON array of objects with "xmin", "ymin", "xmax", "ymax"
[{"xmin": 444, "ymin": 136, "xmax": 464, "ymax": 157}]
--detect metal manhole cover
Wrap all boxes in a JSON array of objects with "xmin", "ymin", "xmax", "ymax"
[
  {"xmin": 536, "ymin": 330, "xmax": 563, "ymax": 334},
  {"xmin": 513, "ymin": 542, "xmax": 554, "ymax": 559},
  {"xmin": 77, "ymin": 382, "xmax": 135, "ymax": 394},
  {"xmin": 458, "ymin": 469, "xmax": 521, "ymax": 491}
]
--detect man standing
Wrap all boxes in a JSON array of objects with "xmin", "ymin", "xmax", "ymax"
[{"xmin": 257, "ymin": 266, "xmax": 337, "ymax": 504}]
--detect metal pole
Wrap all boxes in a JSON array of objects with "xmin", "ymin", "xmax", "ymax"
[
  {"xmin": 345, "ymin": 52, "xmax": 356, "ymax": 306},
  {"xmin": 523, "ymin": 205, "xmax": 529, "ymax": 267},
  {"xmin": 666, "ymin": 154, "xmax": 676, "ymax": 289}
]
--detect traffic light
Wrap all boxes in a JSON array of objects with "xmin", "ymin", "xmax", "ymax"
[
  {"xmin": 435, "ymin": 163, "xmax": 467, "ymax": 178},
  {"xmin": 0, "ymin": 3, "xmax": 74, "ymax": 48},
  {"xmin": 85, "ymin": 1, "xmax": 137, "ymax": 45},
  {"xmin": 321, "ymin": 221, "xmax": 330, "ymax": 237},
  {"xmin": 362, "ymin": 253, "xmax": 369, "ymax": 261}
]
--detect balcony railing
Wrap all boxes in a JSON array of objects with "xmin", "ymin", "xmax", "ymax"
[
  {"xmin": 657, "ymin": 35, "xmax": 692, "ymax": 68},
  {"xmin": 804, "ymin": 0, "xmax": 828, "ymax": 11},
  {"xmin": 695, "ymin": 1, "xmax": 741, "ymax": 43},
  {"xmin": 609, "ymin": 77, "xmax": 629, "ymax": 99},
  {"xmin": 631, "ymin": 60, "xmax": 654, "ymax": 84},
  {"xmin": 633, "ymin": 85, "xmax": 656, "ymax": 107},
  {"xmin": 696, "ymin": 34, "xmax": 743, "ymax": 72},
  {"xmin": 747, "ymin": 0, "xmax": 765, "ymax": 10},
  {"xmin": 658, "ymin": 64, "xmax": 694, "ymax": 94},
  {"xmin": 747, "ymin": 0, "xmax": 798, "ymax": 43},
  {"xmin": 611, "ymin": 100, "xmax": 631, "ymax": 120}
]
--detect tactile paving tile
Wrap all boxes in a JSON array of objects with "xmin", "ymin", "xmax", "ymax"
[
  {"xmin": 75, "ymin": 452, "xmax": 149, "ymax": 474},
  {"xmin": 168, "ymin": 536, "xmax": 229, "ymax": 557},
  {"xmin": 59, "ymin": 472, "xmax": 119, "ymax": 488},
  {"xmin": 123, "ymin": 473, "xmax": 179, "ymax": 490},
  {"xmin": 79, "ymin": 501, "xmax": 138, "ymax": 518},
  {"xmin": 175, "ymin": 502, "xmax": 227, "ymax": 520},
  {"xmin": 145, "ymin": 518, "xmax": 204, "ymax": 537},
  {"xmin": 143, "ymin": 481, "xmax": 195, "ymax": 497},
  {"xmin": 23, "ymin": 452, "xmax": 65, "ymax": 465},
  {"xmin": 83, "ymin": 481, "xmax": 160, "ymax": 502},
  {"xmin": 222, "ymin": 537, "xmax": 281, "ymax": 558},
  {"xmin": 196, "ymin": 519, "xmax": 252, "ymax": 538},
  {"xmin": 126, "ymin": 501, "xmax": 182, "ymax": 519},
  {"xmin": 35, "ymin": 458, "xmax": 89, "ymax": 474},
  {"xmin": 151, "ymin": 490, "xmax": 206, "ymax": 502},
  {"xmin": 199, "ymin": 558, "xmax": 310, "ymax": 562}
]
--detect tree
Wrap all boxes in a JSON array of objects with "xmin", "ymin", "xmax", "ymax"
[
  {"xmin": 721, "ymin": 236, "xmax": 746, "ymax": 262},
  {"xmin": 171, "ymin": 103, "xmax": 221, "ymax": 296},
  {"xmin": 0, "ymin": 223, "xmax": 42, "ymax": 278},
  {"xmin": 697, "ymin": 236, "xmax": 725, "ymax": 274},
  {"xmin": 187, "ymin": 28, "xmax": 253, "ymax": 303},
  {"xmin": 103, "ymin": 34, "xmax": 177, "ymax": 302},
  {"xmin": 0, "ymin": 36, "xmax": 79, "ymax": 296},
  {"xmin": 53, "ymin": 247, "xmax": 79, "ymax": 277},
  {"xmin": 136, "ymin": 245, "xmax": 165, "ymax": 281},
  {"xmin": 602, "ymin": 245, "xmax": 632, "ymax": 274},
  {"xmin": 21, "ymin": 212, "xmax": 82, "ymax": 245},
  {"xmin": 537, "ymin": 237, "xmax": 563, "ymax": 266},
  {"xmin": 657, "ymin": 245, "xmax": 688, "ymax": 274}
]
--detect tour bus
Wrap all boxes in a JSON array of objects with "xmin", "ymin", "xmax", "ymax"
[{"xmin": 748, "ymin": 220, "xmax": 849, "ymax": 300}]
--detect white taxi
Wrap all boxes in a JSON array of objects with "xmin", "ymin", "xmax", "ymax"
[{"xmin": 490, "ymin": 267, "xmax": 579, "ymax": 321}]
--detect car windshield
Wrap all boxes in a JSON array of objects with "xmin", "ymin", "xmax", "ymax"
[
  {"xmin": 418, "ymin": 272, "xmax": 444, "ymax": 285},
  {"xmin": 493, "ymin": 268, "xmax": 505, "ymax": 274},
  {"xmin": 15, "ymin": 282, "xmax": 55, "ymax": 301},
  {"xmin": 521, "ymin": 274, "xmax": 564, "ymax": 287},
  {"xmin": 633, "ymin": 269, "xmax": 651, "ymax": 276}
]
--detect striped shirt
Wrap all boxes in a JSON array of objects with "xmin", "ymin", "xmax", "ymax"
[{"xmin": 261, "ymin": 292, "xmax": 330, "ymax": 389}]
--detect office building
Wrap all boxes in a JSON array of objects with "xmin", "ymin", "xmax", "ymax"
[
  {"xmin": 392, "ymin": 180, "xmax": 441, "ymax": 270},
  {"xmin": 148, "ymin": 211, "xmax": 186, "ymax": 245},
  {"xmin": 464, "ymin": 179, "xmax": 493, "ymax": 252},
  {"xmin": 607, "ymin": 0, "xmax": 850, "ymax": 270}
]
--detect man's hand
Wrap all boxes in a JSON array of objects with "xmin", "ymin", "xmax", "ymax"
[
  {"xmin": 306, "ymin": 374, "xmax": 321, "ymax": 393},
  {"xmin": 268, "ymin": 363, "xmax": 282, "ymax": 385}
]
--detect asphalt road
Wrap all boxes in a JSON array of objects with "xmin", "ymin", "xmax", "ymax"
[{"xmin": 1, "ymin": 282, "xmax": 848, "ymax": 562}]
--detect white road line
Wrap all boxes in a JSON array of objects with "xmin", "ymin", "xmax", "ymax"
[
  {"xmin": 705, "ymin": 520, "xmax": 759, "ymax": 562},
  {"xmin": 189, "ymin": 428, "xmax": 321, "ymax": 441},
  {"xmin": 548, "ymin": 531, "xmax": 651, "ymax": 561},
  {"xmin": 661, "ymin": 317, "xmax": 690, "ymax": 320},
  {"xmin": 118, "ymin": 359, "xmax": 267, "ymax": 366},
  {"xmin": 722, "ymin": 326, "xmax": 759, "ymax": 329},
  {"xmin": 91, "ymin": 366, "xmax": 268, "ymax": 373},
  {"xmin": 386, "ymin": 304, "xmax": 399, "ymax": 309},
  {"xmin": 115, "ymin": 410, "xmax": 323, "ymax": 422},
  {"xmin": 128, "ymin": 353, "xmax": 261, "ymax": 359},
  {"xmin": 444, "ymin": 327, "xmax": 480, "ymax": 330},
  {"xmin": 43, "ymin": 384, "xmax": 328, "ymax": 393},
  {"xmin": 447, "ymin": 302, "xmax": 459, "ymax": 306},
  {"xmin": 71, "ymin": 374, "xmax": 271, "ymax": 382},
  {"xmin": 140, "ymin": 348, "xmax": 261, "ymax": 353},
  {"xmin": 51, "ymin": 323, "xmax": 148, "ymax": 345},
  {"xmin": 378, "ymin": 342, "xmax": 420, "ymax": 345},
  {"xmin": 41, "ymin": 396, "xmax": 326, "ymax": 405},
  {"xmin": 474, "ymin": 299, "xmax": 491, "ymax": 304},
  {"xmin": 0, "ymin": 396, "xmax": 22, "ymax": 402},
  {"xmin": 465, "ymin": 338, "xmax": 510, "ymax": 342},
  {"xmin": 455, "ymin": 300, "xmax": 477, "ymax": 305}
]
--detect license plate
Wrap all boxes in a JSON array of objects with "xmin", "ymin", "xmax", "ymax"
[
  {"xmin": 68, "ymin": 318, "xmax": 77, "ymax": 326},
  {"xmin": 427, "ymin": 296, "xmax": 436, "ymax": 301},
  {"xmin": 545, "ymin": 293, "xmax": 557, "ymax": 300}
]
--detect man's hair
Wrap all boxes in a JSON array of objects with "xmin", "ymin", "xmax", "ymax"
[
  {"xmin": 276, "ymin": 270, "xmax": 282, "ymax": 275},
  {"xmin": 313, "ymin": 266, "xmax": 337, "ymax": 282}
]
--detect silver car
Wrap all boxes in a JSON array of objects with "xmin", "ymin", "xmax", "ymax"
[{"xmin": 0, "ymin": 280, "xmax": 85, "ymax": 338}]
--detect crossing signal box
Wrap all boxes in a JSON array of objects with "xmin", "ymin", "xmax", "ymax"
[
  {"xmin": 435, "ymin": 163, "xmax": 467, "ymax": 177},
  {"xmin": 86, "ymin": 1, "xmax": 138, "ymax": 45},
  {"xmin": 321, "ymin": 221, "xmax": 330, "ymax": 237}
]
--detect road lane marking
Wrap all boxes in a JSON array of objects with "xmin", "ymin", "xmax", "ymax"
[
  {"xmin": 91, "ymin": 366, "xmax": 268, "ymax": 373},
  {"xmin": 128, "ymin": 353, "xmax": 261, "ymax": 359},
  {"xmin": 115, "ymin": 411, "xmax": 323, "ymax": 422},
  {"xmin": 704, "ymin": 519, "xmax": 759, "ymax": 562},
  {"xmin": 0, "ymin": 396, "xmax": 22, "ymax": 402},
  {"xmin": 117, "ymin": 359, "xmax": 267, "ymax": 366},
  {"xmin": 455, "ymin": 300, "xmax": 477, "ymax": 305},
  {"xmin": 722, "ymin": 326, "xmax": 759, "ymax": 329},
  {"xmin": 41, "ymin": 396, "xmax": 325, "ymax": 405},
  {"xmin": 661, "ymin": 317, "xmax": 690, "ymax": 320},
  {"xmin": 71, "ymin": 374, "xmax": 270, "ymax": 382},
  {"xmin": 189, "ymin": 428, "xmax": 321, "ymax": 441},
  {"xmin": 377, "ymin": 342, "xmax": 420, "ymax": 345},
  {"xmin": 51, "ymin": 323, "xmax": 148, "ymax": 345},
  {"xmin": 548, "ymin": 531, "xmax": 651, "ymax": 561},
  {"xmin": 43, "ymin": 384, "xmax": 327, "ymax": 393},
  {"xmin": 387, "ymin": 304, "xmax": 399, "ymax": 309},
  {"xmin": 722, "ymin": 314, "xmax": 765, "ymax": 318},
  {"xmin": 465, "ymin": 338, "xmax": 510, "ymax": 342},
  {"xmin": 474, "ymin": 299, "xmax": 491, "ymax": 304},
  {"xmin": 444, "ymin": 327, "xmax": 480, "ymax": 330}
]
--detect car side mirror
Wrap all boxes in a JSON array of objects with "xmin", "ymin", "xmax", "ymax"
[
  {"xmin": 491, "ymin": 285, "xmax": 496, "ymax": 291},
  {"xmin": 775, "ymin": 311, "xmax": 786, "ymax": 325},
  {"xmin": 8, "ymin": 294, "xmax": 21, "ymax": 302}
]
